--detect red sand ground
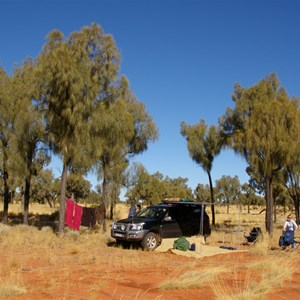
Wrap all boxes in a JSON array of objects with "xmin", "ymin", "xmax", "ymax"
[{"xmin": 1, "ymin": 245, "xmax": 300, "ymax": 300}]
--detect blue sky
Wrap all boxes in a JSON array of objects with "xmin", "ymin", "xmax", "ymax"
[{"xmin": 1, "ymin": 0, "xmax": 300, "ymax": 196}]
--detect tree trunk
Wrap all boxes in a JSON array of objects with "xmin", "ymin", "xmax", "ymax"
[
  {"xmin": 58, "ymin": 161, "xmax": 68, "ymax": 233},
  {"xmin": 288, "ymin": 172, "xmax": 300, "ymax": 224},
  {"xmin": 295, "ymin": 201, "xmax": 300, "ymax": 225},
  {"xmin": 273, "ymin": 205, "xmax": 277, "ymax": 224},
  {"xmin": 101, "ymin": 160, "xmax": 110, "ymax": 232},
  {"xmin": 20, "ymin": 186, "xmax": 24, "ymax": 208},
  {"xmin": 23, "ymin": 176, "xmax": 31, "ymax": 225},
  {"xmin": 207, "ymin": 171, "xmax": 215, "ymax": 225},
  {"xmin": 2, "ymin": 155, "xmax": 9, "ymax": 224},
  {"xmin": 46, "ymin": 196, "xmax": 53, "ymax": 208},
  {"xmin": 110, "ymin": 201, "xmax": 114, "ymax": 220},
  {"xmin": 265, "ymin": 176, "xmax": 274, "ymax": 235},
  {"xmin": 102, "ymin": 200, "xmax": 107, "ymax": 233},
  {"xmin": 102, "ymin": 157, "xmax": 110, "ymax": 211},
  {"xmin": 293, "ymin": 195, "xmax": 300, "ymax": 225},
  {"xmin": 109, "ymin": 183, "xmax": 115, "ymax": 220}
]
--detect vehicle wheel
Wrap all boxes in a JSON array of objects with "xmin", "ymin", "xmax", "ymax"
[{"xmin": 141, "ymin": 232, "xmax": 159, "ymax": 251}]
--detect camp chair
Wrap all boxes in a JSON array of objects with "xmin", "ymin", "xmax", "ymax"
[{"xmin": 244, "ymin": 227, "xmax": 263, "ymax": 243}]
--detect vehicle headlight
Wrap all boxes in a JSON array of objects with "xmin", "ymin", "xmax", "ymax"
[
  {"xmin": 129, "ymin": 223, "xmax": 144, "ymax": 231},
  {"xmin": 112, "ymin": 222, "xmax": 126, "ymax": 231}
]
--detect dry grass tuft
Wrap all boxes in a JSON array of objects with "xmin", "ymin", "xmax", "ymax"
[
  {"xmin": 159, "ymin": 267, "xmax": 227, "ymax": 290},
  {"xmin": 0, "ymin": 273, "xmax": 27, "ymax": 297},
  {"xmin": 0, "ymin": 224, "xmax": 59, "ymax": 251},
  {"xmin": 212, "ymin": 254, "xmax": 295, "ymax": 299},
  {"xmin": 113, "ymin": 286, "xmax": 164, "ymax": 300},
  {"xmin": 0, "ymin": 203, "xmax": 297, "ymax": 299},
  {"xmin": 249, "ymin": 234, "xmax": 270, "ymax": 256},
  {"xmin": 248, "ymin": 256, "xmax": 295, "ymax": 287}
]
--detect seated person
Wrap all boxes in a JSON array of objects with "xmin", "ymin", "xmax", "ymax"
[{"xmin": 283, "ymin": 214, "xmax": 298, "ymax": 248}]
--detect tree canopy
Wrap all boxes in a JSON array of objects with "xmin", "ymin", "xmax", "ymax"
[
  {"xmin": 220, "ymin": 73, "xmax": 300, "ymax": 233},
  {"xmin": 181, "ymin": 119, "xmax": 223, "ymax": 225}
]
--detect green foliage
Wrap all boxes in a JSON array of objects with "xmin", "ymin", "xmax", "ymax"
[
  {"xmin": 6, "ymin": 23, "xmax": 300, "ymax": 232},
  {"xmin": 0, "ymin": 23, "xmax": 159, "ymax": 226},
  {"xmin": 180, "ymin": 120, "xmax": 223, "ymax": 173},
  {"xmin": 240, "ymin": 183, "xmax": 257, "ymax": 206},
  {"xmin": 181, "ymin": 119, "xmax": 224, "ymax": 224},
  {"xmin": 35, "ymin": 23, "xmax": 157, "ymax": 228},
  {"xmin": 9, "ymin": 59, "xmax": 50, "ymax": 223},
  {"xmin": 66, "ymin": 172, "xmax": 91, "ymax": 201},
  {"xmin": 31, "ymin": 169, "xmax": 59, "ymax": 207},
  {"xmin": 37, "ymin": 24, "xmax": 115, "ymax": 230},
  {"xmin": 164, "ymin": 176, "xmax": 194, "ymax": 199},
  {"xmin": 37, "ymin": 24, "xmax": 113, "ymax": 167},
  {"xmin": 86, "ymin": 190, "xmax": 103, "ymax": 206},
  {"xmin": 222, "ymin": 73, "xmax": 300, "ymax": 179},
  {"xmin": 0, "ymin": 67, "xmax": 15, "ymax": 222},
  {"xmin": 194, "ymin": 183, "xmax": 211, "ymax": 202},
  {"xmin": 126, "ymin": 165, "xmax": 193, "ymax": 205},
  {"xmin": 89, "ymin": 75, "xmax": 158, "ymax": 217},
  {"xmin": 220, "ymin": 73, "xmax": 300, "ymax": 232},
  {"xmin": 215, "ymin": 175, "xmax": 241, "ymax": 205}
]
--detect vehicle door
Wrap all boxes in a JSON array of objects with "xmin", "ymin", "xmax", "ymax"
[{"xmin": 160, "ymin": 207, "xmax": 182, "ymax": 238}]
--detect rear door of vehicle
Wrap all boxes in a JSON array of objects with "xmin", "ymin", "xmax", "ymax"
[{"xmin": 160, "ymin": 207, "xmax": 182, "ymax": 238}]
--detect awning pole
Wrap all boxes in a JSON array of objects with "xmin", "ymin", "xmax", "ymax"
[{"xmin": 200, "ymin": 203, "xmax": 204, "ymax": 236}]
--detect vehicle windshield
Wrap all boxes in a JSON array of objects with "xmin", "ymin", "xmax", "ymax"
[{"xmin": 135, "ymin": 206, "xmax": 167, "ymax": 219}]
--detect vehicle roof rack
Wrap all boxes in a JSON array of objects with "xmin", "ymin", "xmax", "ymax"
[{"xmin": 161, "ymin": 199, "xmax": 211, "ymax": 206}]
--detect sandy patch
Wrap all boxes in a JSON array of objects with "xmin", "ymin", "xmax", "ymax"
[{"xmin": 155, "ymin": 236, "xmax": 248, "ymax": 258}]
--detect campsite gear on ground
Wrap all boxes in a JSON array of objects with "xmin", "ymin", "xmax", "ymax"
[
  {"xmin": 244, "ymin": 227, "xmax": 262, "ymax": 243},
  {"xmin": 279, "ymin": 230, "xmax": 299, "ymax": 249},
  {"xmin": 279, "ymin": 235, "xmax": 285, "ymax": 247},
  {"xmin": 220, "ymin": 245, "xmax": 237, "ymax": 250},
  {"xmin": 189, "ymin": 243, "xmax": 196, "ymax": 251},
  {"xmin": 173, "ymin": 236, "xmax": 190, "ymax": 251}
]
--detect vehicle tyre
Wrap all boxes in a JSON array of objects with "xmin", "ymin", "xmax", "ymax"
[{"xmin": 141, "ymin": 232, "xmax": 159, "ymax": 251}]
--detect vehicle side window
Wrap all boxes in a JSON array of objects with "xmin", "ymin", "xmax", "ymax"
[
  {"xmin": 138, "ymin": 207, "xmax": 167, "ymax": 218},
  {"xmin": 154, "ymin": 208, "xmax": 166, "ymax": 218}
]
